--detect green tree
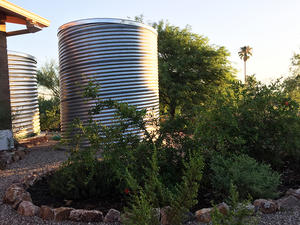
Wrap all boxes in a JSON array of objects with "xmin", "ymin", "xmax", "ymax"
[
  {"xmin": 283, "ymin": 52, "xmax": 300, "ymax": 104},
  {"xmin": 153, "ymin": 21, "xmax": 235, "ymax": 118},
  {"xmin": 37, "ymin": 60, "xmax": 61, "ymax": 131},
  {"xmin": 238, "ymin": 46, "xmax": 252, "ymax": 83},
  {"xmin": 37, "ymin": 60, "xmax": 60, "ymax": 99}
]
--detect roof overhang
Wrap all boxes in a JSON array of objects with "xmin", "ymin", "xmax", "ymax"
[{"xmin": 0, "ymin": 0, "xmax": 50, "ymax": 36}]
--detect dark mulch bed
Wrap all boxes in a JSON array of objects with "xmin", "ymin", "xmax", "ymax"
[
  {"xmin": 278, "ymin": 163, "xmax": 300, "ymax": 196},
  {"xmin": 27, "ymin": 176, "xmax": 126, "ymax": 215}
]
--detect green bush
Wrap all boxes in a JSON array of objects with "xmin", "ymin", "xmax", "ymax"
[
  {"xmin": 38, "ymin": 97, "xmax": 60, "ymax": 131},
  {"xmin": 50, "ymin": 81, "xmax": 205, "ymax": 221},
  {"xmin": 49, "ymin": 149, "xmax": 120, "ymax": 200},
  {"xmin": 210, "ymin": 154, "xmax": 281, "ymax": 200},
  {"xmin": 124, "ymin": 147, "xmax": 204, "ymax": 225},
  {"xmin": 195, "ymin": 76, "xmax": 300, "ymax": 170}
]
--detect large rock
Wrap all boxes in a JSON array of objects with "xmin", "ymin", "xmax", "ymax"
[
  {"xmin": 23, "ymin": 174, "xmax": 39, "ymax": 188},
  {"xmin": 17, "ymin": 201, "xmax": 40, "ymax": 216},
  {"xmin": 217, "ymin": 202, "xmax": 229, "ymax": 215},
  {"xmin": 104, "ymin": 208, "xmax": 120, "ymax": 222},
  {"xmin": 161, "ymin": 206, "xmax": 171, "ymax": 225},
  {"xmin": 286, "ymin": 188, "xmax": 300, "ymax": 200},
  {"xmin": 53, "ymin": 207, "xmax": 73, "ymax": 221},
  {"xmin": 39, "ymin": 205, "xmax": 55, "ymax": 220},
  {"xmin": 195, "ymin": 208, "xmax": 212, "ymax": 223},
  {"xmin": 69, "ymin": 209, "xmax": 103, "ymax": 222},
  {"xmin": 3, "ymin": 184, "xmax": 32, "ymax": 209},
  {"xmin": 253, "ymin": 199, "xmax": 278, "ymax": 214},
  {"xmin": 195, "ymin": 203, "xmax": 229, "ymax": 223},
  {"xmin": 276, "ymin": 195, "xmax": 300, "ymax": 210}
]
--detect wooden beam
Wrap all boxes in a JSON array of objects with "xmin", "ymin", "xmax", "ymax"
[
  {"xmin": 6, "ymin": 20, "xmax": 41, "ymax": 36},
  {"xmin": 6, "ymin": 15, "xmax": 26, "ymax": 25},
  {"xmin": 6, "ymin": 28, "xmax": 28, "ymax": 36},
  {"xmin": 0, "ymin": 0, "xmax": 50, "ymax": 28}
]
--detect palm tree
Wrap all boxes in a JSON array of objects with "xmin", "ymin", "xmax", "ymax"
[{"xmin": 238, "ymin": 46, "xmax": 252, "ymax": 83}]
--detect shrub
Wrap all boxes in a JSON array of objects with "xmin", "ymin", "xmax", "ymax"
[
  {"xmin": 49, "ymin": 148, "xmax": 120, "ymax": 200},
  {"xmin": 210, "ymin": 154, "xmax": 281, "ymax": 200},
  {"xmin": 38, "ymin": 97, "xmax": 60, "ymax": 131},
  {"xmin": 124, "ymin": 147, "xmax": 204, "ymax": 225},
  {"xmin": 195, "ymin": 76, "xmax": 300, "ymax": 170}
]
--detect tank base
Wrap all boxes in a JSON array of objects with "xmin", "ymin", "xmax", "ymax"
[{"xmin": 0, "ymin": 129, "xmax": 14, "ymax": 150}]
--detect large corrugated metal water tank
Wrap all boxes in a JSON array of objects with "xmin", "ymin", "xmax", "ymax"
[
  {"xmin": 7, "ymin": 51, "xmax": 40, "ymax": 138},
  {"xmin": 58, "ymin": 18, "xmax": 159, "ymax": 137}
]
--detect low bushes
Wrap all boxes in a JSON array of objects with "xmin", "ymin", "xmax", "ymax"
[
  {"xmin": 38, "ymin": 97, "xmax": 60, "ymax": 131},
  {"xmin": 195, "ymin": 76, "xmax": 300, "ymax": 171},
  {"xmin": 210, "ymin": 154, "xmax": 281, "ymax": 200}
]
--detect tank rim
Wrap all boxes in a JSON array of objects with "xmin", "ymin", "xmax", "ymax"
[
  {"xmin": 58, "ymin": 18, "xmax": 157, "ymax": 35},
  {"xmin": 7, "ymin": 50, "xmax": 37, "ymax": 62}
]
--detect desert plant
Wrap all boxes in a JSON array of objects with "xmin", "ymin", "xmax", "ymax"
[
  {"xmin": 195, "ymin": 76, "xmax": 300, "ymax": 170},
  {"xmin": 210, "ymin": 154, "xmax": 281, "ymax": 200},
  {"xmin": 124, "ymin": 148, "xmax": 204, "ymax": 225}
]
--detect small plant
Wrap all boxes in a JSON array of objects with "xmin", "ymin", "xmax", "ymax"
[
  {"xmin": 123, "ymin": 148, "xmax": 204, "ymax": 225},
  {"xmin": 211, "ymin": 183, "xmax": 258, "ymax": 225},
  {"xmin": 210, "ymin": 153, "xmax": 281, "ymax": 200}
]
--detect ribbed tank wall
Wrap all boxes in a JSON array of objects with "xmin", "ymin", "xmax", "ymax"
[
  {"xmin": 7, "ymin": 51, "xmax": 40, "ymax": 138},
  {"xmin": 58, "ymin": 18, "xmax": 159, "ymax": 137}
]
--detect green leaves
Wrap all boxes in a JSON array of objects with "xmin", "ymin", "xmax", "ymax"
[
  {"xmin": 37, "ymin": 60, "xmax": 60, "ymax": 99},
  {"xmin": 210, "ymin": 154, "xmax": 281, "ymax": 200},
  {"xmin": 195, "ymin": 76, "xmax": 300, "ymax": 170},
  {"xmin": 155, "ymin": 21, "xmax": 235, "ymax": 118}
]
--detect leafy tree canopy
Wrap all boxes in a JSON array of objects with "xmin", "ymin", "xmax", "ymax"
[
  {"xmin": 37, "ymin": 60, "xmax": 60, "ymax": 100},
  {"xmin": 152, "ymin": 21, "xmax": 236, "ymax": 118},
  {"xmin": 283, "ymin": 52, "xmax": 300, "ymax": 104}
]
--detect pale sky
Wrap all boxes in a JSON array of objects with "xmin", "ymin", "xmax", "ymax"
[{"xmin": 6, "ymin": 0, "xmax": 300, "ymax": 83}]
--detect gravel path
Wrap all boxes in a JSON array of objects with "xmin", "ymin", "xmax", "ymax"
[
  {"xmin": 0, "ymin": 141, "xmax": 299, "ymax": 225},
  {"xmin": 258, "ymin": 207, "xmax": 300, "ymax": 225}
]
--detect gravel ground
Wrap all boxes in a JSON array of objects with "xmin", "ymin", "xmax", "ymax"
[
  {"xmin": 258, "ymin": 207, "xmax": 300, "ymax": 225},
  {"xmin": 0, "ymin": 141, "xmax": 299, "ymax": 225}
]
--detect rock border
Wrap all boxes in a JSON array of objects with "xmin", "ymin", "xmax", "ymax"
[
  {"xmin": 0, "ymin": 146, "xmax": 30, "ymax": 170},
  {"xmin": 3, "ymin": 166, "xmax": 300, "ymax": 224},
  {"xmin": 2, "ymin": 168, "xmax": 121, "ymax": 223}
]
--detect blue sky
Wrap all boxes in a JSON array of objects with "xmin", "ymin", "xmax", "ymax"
[{"xmin": 6, "ymin": 0, "xmax": 300, "ymax": 83}]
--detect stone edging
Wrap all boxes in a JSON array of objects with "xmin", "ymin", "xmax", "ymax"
[
  {"xmin": 2, "ymin": 168, "xmax": 121, "ymax": 223},
  {"xmin": 0, "ymin": 147, "xmax": 29, "ymax": 170},
  {"xmin": 2, "ymin": 168, "xmax": 300, "ymax": 224}
]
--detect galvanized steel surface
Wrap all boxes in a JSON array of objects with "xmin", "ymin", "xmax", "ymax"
[
  {"xmin": 8, "ymin": 51, "xmax": 40, "ymax": 138},
  {"xmin": 58, "ymin": 18, "xmax": 159, "ymax": 136}
]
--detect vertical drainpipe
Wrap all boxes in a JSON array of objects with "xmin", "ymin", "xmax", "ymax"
[{"xmin": 0, "ymin": 15, "xmax": 14, "ymax": 150}]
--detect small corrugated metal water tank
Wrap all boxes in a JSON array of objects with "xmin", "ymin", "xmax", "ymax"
[
  {"xmin": 7, "ymin": 51, "xmax": 40, "ymax": 138},
  {"xmin": 58, "ymin": 18, "xmax": 159, "ymax": 137}
]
